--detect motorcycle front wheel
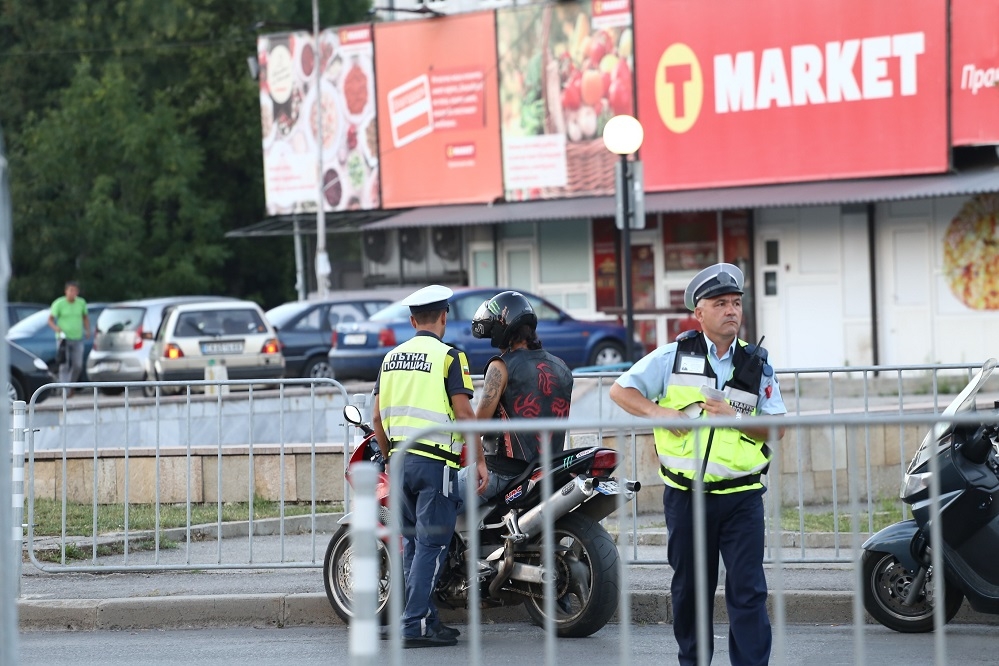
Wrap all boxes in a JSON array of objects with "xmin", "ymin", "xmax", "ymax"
[
  {"xmin": 523, "ymin": 512, "xmax": 620, "ymax": 637},
  {"xmin": 323, "ymin": 524, "xmax": 393, "ymax": 624},
  {"xmin": 862, "ymin": 550, "xmax": 963, "ymax": 633}
]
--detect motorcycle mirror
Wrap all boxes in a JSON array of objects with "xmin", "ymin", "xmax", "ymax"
[{"xmin": 343, "ymin": 404, "xmax": 363, "ymax": 425}]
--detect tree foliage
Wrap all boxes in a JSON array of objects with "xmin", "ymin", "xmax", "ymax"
[{"xmin": 0, "ymin": 0, "xmax": 371, "ymax": 306}]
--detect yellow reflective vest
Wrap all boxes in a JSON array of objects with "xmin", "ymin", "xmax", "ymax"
[
  {"xmin": 655, "ymin": 335, "xmax": 771, "ymax": 494},
  {"xmin": 379, "ymin": 334, "xmax": 466, "ymax": 468}
]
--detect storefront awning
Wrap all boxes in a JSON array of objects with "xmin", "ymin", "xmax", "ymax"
[
  {"xmin": 361, "ymin": 168, "xmax": 999, "ymax": 230},
  {"xmin": 225, "ymin": 168, "xmax": 999, "ymax": 236}
]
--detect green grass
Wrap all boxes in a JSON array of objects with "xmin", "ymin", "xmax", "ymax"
[
  {"xmin": 779, "ymin": 500, "xmax": 904, "ymax": 533},
  {"xmin": 34, "ymin": 537, "xmax": 180, "ymax": 563},
  {"xmin": 32, "ymin": 498, "xmax": 343, "ymax": 537}
]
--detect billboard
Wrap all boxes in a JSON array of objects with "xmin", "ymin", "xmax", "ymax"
[
  {"xmin": 951, "ymin": 0, "xmax": 999, "ymax": 146},
  {"xmin": 634, "ymin": 0, "xmax": 948, "ymax": 191},
  {"xmin": 258, "ymin": 25, "xmax": 379, "ymax": 215},
  {"xmin": 497, "ymin": 0, "xmax": 634, "ymax": 201},
  {"xmin": 374, "ymin": 12, "xmax": 503, "ymax": 208}
]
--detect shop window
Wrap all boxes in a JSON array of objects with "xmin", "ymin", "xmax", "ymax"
[{"xmin": 663, "ymin": 212, "xmax": 718, "ymax": 271}]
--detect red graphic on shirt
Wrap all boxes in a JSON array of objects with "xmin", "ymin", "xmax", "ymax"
[
  {"xmin": 513, "ymin": 392, "xmax": 542, "ymax": 418},
  {"xmin": 550, "ymin": 397, "xmax": 570, "ymax": 418},
  {"xmin": 765, "ymin": 384, "xmax": 773, "ymax": 399},
  {"xmin": 536, "ymin": 362, "xmax": 555, "ymax": 396}
]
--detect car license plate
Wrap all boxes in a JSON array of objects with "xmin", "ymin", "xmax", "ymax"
[
  {"xmin": 201, "ymin": 341, "xmax": 244, "ymax": 355},
  {"xmin": 342, "ymin": 333, "xmax": 367, "ymax": 346},
  {"xmin": 93, "ymin": 361, "xmax": 121, "ymax": 373}
]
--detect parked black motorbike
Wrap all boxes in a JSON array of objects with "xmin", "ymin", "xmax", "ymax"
[
  {"xmin": 323, "ymin": 405, "xmax": 641, "ymax": 637},
  {"xmin": 862, "ymin": 358, "xmax": 999, "ymax": 632}
]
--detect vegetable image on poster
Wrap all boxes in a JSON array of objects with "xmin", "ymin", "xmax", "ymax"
[{"xmin": 498, "ymin": 0, "xmax": 634, "ymax": 201}]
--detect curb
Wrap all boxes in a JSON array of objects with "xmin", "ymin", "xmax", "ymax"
[{"xmin": 18, "ymin": 590, "xmax": 999, "ymax": 632}]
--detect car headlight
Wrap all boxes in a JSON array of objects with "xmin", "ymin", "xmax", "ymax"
[
  {"xmin": 901, "ymin": 471, "xmax": 932, "ymax": 499},
  {"xmin": 33, "ymin": 358, "xmax": 48, "ymax": 371}
]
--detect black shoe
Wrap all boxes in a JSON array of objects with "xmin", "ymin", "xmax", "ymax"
[
  {"xmin": 403, "ymin": 627, "xmax": 458, "ymax": 649},
  {"xmin": 434, "ymin": 623, "xmax": 460, "ymax": 639}
]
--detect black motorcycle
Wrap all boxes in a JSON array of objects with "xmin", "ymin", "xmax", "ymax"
[
  {"xmin": 862, "ymin": 358, "xmax": 999, "ymax": 632},
  {"xmin": 323, "ymin": 405, "xmax": 641, "ymax": 637}
]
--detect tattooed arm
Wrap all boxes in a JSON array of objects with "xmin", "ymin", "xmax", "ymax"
[{"xmin": 475, "ymin": 359, "xmax": 508, "ymax": 420}]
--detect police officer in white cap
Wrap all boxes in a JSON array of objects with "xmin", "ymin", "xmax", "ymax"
[
  {"xmin": 609, "ymin": 263, "xmax": 786, "ymax": 666},
  {"xmin": 371, "ymin": 284, "xmax": 488, "ymax": 648}
]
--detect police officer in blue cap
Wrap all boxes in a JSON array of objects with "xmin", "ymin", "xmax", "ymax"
[
  {"xmin": 371, "ymin": 284, "xmax": 488, "ymax": 648},
  {"xmin": 610, "ymin": 263, "xmax": 786, "ymax": 666}
]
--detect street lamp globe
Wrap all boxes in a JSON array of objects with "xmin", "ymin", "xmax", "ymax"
[{"xmin": 602, "ymin": 114, "xmax": 644, "ymax": 156}]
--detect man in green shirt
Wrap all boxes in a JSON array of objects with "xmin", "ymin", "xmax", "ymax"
[{"xmin": 47, "ymin": 280, "xmax": 90, "ymax": 385}]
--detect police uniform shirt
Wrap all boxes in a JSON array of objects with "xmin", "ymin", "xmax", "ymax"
[
  {"xmin": 616, "ymin": 333, "xmax": 787, "ymax": 415},
  {"xmin": 373, "ymin": 331, "xmax": 473, "ymax": 402}
]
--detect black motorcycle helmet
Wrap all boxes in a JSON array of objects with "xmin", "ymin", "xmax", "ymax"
[{"xmin": 471, "ymin": 291, "xmax": 538, "ymax": 349}]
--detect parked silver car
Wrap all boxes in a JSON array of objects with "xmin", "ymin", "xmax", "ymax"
[
  {"xmin": 87, "ymin": 296, "xmax": 235, "ymax": 393},
  {"xmin": 148, "ymin": 300, "xmax": 284, "ymax": 386}
]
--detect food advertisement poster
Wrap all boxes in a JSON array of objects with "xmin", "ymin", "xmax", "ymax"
[
  {"xmin": 498, "ymin": 0, "xmax": 634, "ymax": 201},
  {"xmin": 374, "ymin": 12, "xmax": 503, "ymax": 208},
  {"xmin": 950, "ymin": 0, "xmax": 999, "ymax": 146},
  {"xmin": 258, "ymin": 25, "xmax": 379, "ymax": 215},
  {"xmin": 943, "ymin": 193, "xmax": 999, "ymax": 310},
  {"xmin": 633, "ymin": 0, "xmax": 948, "ymax": 191}
]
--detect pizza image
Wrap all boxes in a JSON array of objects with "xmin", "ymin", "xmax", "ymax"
[{"xmin": 943, "ymin": 193, "xmax": 999, "ymax": 310}]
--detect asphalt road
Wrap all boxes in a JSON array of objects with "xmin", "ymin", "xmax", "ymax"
[{"xmin": 18, "ymin": 623, "xmax": 999, "ymax": 666}]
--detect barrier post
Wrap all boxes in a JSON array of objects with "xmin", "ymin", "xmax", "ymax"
[
  {"xmin": 349, "ymin": 462, "xmax": 379, "ymax": 666},
  {"xmin": 12, "ymin": 399, "xmax": 25, "ymax": 597}
]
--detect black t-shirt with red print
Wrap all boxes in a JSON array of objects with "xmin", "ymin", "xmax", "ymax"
[{"xmin": 485, "ymin": 348, "xmax": 574, "ymax": 476}]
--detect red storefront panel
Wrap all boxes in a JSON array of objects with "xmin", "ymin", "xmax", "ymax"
[
  {"xmin": 634, "ymin": 0, "xmax": 948, "ymax": 191},
  {"xmin": 951, "ymin": 0, "xmax": 999, "ymax": 145}
]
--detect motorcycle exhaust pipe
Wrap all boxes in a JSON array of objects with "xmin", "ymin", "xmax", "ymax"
[{"xmin": 515, "ymin": 476, "xmax": 596, "ymax": 539}]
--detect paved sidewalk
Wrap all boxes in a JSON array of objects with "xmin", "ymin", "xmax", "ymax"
[{"xmin": 17, "ymin": 515, "xmax": 999, "ymax": 631}]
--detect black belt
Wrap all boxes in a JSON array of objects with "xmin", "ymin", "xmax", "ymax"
[
  {"xmin": 660, "ymin": 465, "xmax": 763, "ymax": 492},
  {"xmin": 389, "ymin": 441, "xmax": 461, "ymax": 467}
]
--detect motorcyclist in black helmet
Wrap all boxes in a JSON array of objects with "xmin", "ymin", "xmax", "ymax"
[{"xmin": 455, "ymin": 291, "xmax": 574, "ymax": 504}]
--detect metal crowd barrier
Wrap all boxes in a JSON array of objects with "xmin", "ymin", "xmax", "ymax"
[
  {"xmin": 9, "ymin": 363, "xmax": 988, "ymax": 575},
  {"xmin": 362, "ymin": 408, "xmax": 993, "ymax": 666}
]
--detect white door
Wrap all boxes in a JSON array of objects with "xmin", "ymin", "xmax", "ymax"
[
  {"xmin": 755, "ymin": 208, "xmax": 845, "ymax": 368},
  {"xmin": 877, "ymin": 219, "xmax": 935, "ymax": 364}
]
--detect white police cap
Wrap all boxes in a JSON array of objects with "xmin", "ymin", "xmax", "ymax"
[
  {"xmin": 684, "ymin": 263, "xmax": 744, "ymax": 311},
  {"xmin": 401, "ymin": 284, "xmax": 453, "ymax": 314}
]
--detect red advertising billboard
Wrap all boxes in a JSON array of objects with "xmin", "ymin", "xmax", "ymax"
[
  {"xmin": 951, "ymin": 0, "xmax": 999, "ymax": 146},
  {"xmin": 374, "ymin": 12, "xmax": 504, "ymax": 208},
  {"xmin": 634, "ymin": 0, "xmax": 948, "ymax": 191}
]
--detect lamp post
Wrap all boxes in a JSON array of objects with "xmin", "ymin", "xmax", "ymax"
[
  {"xmin": 602, "ymin": 114, "xmax": 644, "ymax": 365},
  {"xmin": 312, "ymin": 0, "xmax": 331, "ymax": 299}
]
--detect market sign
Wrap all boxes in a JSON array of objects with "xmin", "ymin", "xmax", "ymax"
[
  {"xmin": 258, "ymin": 25, "xmax": 379, "ymax": 215},
  {"xmin": 374, "ymin": 12, "xmax": 503, "ymax": 208},
  {"xmin": 634, "ymin": 0, "xmax": 948, "ymax": 191},
  {"xmin": 951, "ymin": 0, "xmax": 999, "ymax": 146}
]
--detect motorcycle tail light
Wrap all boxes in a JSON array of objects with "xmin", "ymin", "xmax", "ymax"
[
  {"xmin": 590, "ymin": 450, "xmax": 618, "ymax": 477},
  {"xmin": 901, "ymin": 472, "xmax": 932, "ymax": 499}
]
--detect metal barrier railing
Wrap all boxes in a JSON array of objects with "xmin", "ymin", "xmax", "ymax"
[
  {"xmin": 360, "ymin": 408, "xmax": 991, "ymax": 666},
  {"xmin": 12, "ymin": 363, "xmax": 990, "ymax": 575}
]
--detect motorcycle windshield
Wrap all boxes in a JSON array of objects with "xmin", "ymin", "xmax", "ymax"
[{"xmin": 906, "ymin": 358, "xmax": 997, "ymax": 474}]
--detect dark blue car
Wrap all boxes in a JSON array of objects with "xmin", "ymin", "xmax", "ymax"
[
  {"xmin": 6, "ymin": 303, "xmax": 107, "ymax": 380},
  {"xmin": 328, "ymin": 287, "xmax": 635, "ymax": 381}
]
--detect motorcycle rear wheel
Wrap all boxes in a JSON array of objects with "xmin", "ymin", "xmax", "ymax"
[
  {"xmin": 862, "ymin": 550, "xmax": 963, "ymax": 633},
  {"xmin": 523, "ymin": 512, "xmax": 620, "ymax": 637},
  {"xmin": 323, "ymin": 524, "xmax": 393, "ymax": 624}
]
